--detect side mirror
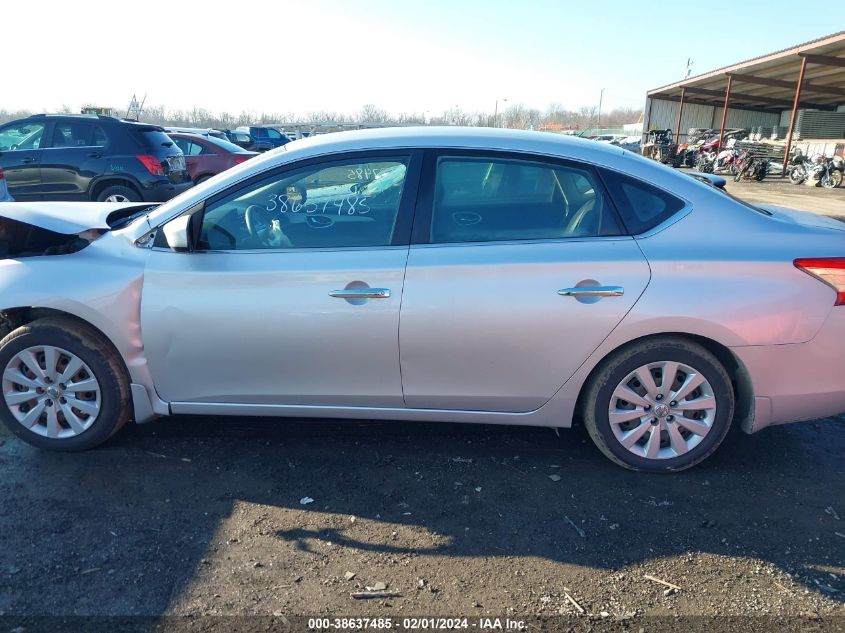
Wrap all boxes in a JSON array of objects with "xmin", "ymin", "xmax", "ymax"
[{"xmin": 162, "ymin": 214, "xmax": 192, "ymax": 250}]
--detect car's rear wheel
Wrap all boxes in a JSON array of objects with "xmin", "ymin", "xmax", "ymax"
[
  {"xmin": 582, "ymin": 337, "xmax": 735, "ymax": 472},
  {"xmin": 0, "ymin": 318, "xmax": 131, "ymax": 451},
  {"xmin": 96, "ymin": 184, "xmax": 141, "ymax": 203}
]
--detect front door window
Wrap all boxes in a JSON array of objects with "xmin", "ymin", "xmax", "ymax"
[{"xmin": 198, "ymin": 157, "xmax": 410, "ymax": 250}]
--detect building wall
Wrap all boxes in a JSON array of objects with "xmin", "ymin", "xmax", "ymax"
[{"xmin": 644, "ymin": 97, "xmax": 780, "ymax": 141}]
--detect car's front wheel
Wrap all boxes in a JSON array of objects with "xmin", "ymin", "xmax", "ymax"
[
  {"xmin": 0, "ymin": 318, "xmax": 131, "ymax": 451},
  {"xmin": 582, "ymin": 337, "xmax": 735, "ymax": 472}
]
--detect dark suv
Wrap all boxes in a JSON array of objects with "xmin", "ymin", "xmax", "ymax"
[
  {"xmin": 235, "ymin": 126, "xmax": 289, "ymax": 150},
  {"xmin": 0, "ymin": 114, "xmax": 192, "ymax": 202},
  {"xmin": 218, "ymin": 129, "xmax": 272, "ymax": 153}
]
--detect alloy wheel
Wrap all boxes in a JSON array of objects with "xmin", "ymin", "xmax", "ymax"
[
  {"xmin": 607, "ymin": 361, "xmax": 716, "ymax": 460},
  {"xmin": 105, "ymin": 194, "xmax": 130, "ymax": 203},
  {"xmin": 2, "ymin": 345, "xmax": 101, "ymax": 439}
]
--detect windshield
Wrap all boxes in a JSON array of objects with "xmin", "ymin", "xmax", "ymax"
[
  {"xmin": 128, "ymin": 126, "xmax": 175, "ymax": 150},
  {"xmin": 204, "ymin": 135, "xmax": 252, "ymax": 154}
]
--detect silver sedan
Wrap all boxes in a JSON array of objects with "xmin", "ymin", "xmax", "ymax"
[{"xmin": 0, "ymin": 127, "xmax": 843, "ymax": 471}]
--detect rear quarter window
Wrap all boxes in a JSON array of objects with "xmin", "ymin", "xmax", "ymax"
[{"xmin": 600, "ymin": 170, "xmax": 685, "ymax": 234}]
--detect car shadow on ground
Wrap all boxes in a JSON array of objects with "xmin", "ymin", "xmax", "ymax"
[{"xmin": 0, "ymin": 415, "xmax": 842, "ymax": 617}]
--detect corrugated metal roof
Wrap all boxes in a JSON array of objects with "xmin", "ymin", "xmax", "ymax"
[{"xmin": 648, "ymin": 31, "xmax": 845, "ymax": 112}]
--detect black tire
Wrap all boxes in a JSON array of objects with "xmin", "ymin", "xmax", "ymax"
[
  {"xmin": 95, "ymin": 184, "xmax": 141, "ymax": 203},
  {"xmin": 194, "ymin": 174, "xmax": 212, "ymax": 185},
  {"xmin": 0, "ymin": 318, "xmax": 131, "ymax": 451},
  {"xmin": 822, "ymin": 170, "xmax": 842, "ymax": 189},
  {"xmin": 582, "ymin": 337, "xmax": 735, "ymax": 473}
]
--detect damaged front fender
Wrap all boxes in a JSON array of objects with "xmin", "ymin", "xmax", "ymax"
[{"xmin": 0, "ymin": 228, "xmax": 165, "ymax": 420}]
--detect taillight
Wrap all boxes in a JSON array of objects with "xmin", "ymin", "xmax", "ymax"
[
  {"xmin": 136, "ymin": 155, "xmax": 165, "ymax": 176},
  {"xmin": 794, "ymin": 258, "xmax": 845, "ymax": 306},
  {"xmin": 233, "ymin": 155, "xmax": 251, "ymax": 165},
  {"xmin": 0, "ymin": 167, "xmax": 5, "ymax": 180}
]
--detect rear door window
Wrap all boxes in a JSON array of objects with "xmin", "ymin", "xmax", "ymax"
[
  {"xmin": 429, "ymin": 156, "xmax": 623, "ymax": 243},
  {"xmin": 50, "ymin": 122, "xmax": 95, "ymax": 148},
  {"xmin": 600, "ymin": 170, "xmax": 686, "ymax": 234}
]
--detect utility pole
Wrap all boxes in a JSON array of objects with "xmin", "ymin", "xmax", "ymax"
[
  {"xmin": 597, "ymin": 88, "xmax": 604, "ymax": 129},
  {"xmin": 494, "ymin": 98, "xmax": 507, "ymax": 128}
]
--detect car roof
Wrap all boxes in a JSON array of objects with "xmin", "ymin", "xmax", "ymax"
[
  {"xmin": 281, "ymin": 126, "xmax": 629, "ymax": 161},
  {"xmin": 19, "ymin": 114, "xmax": 164, "ymax": 130}
]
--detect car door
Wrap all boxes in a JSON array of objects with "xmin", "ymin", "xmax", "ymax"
[
  {"xmin": 39, "ymin": 120, "xmax": 109, "ymax": 200},
  {"xmin": 399, "ymin": 150, "xmax": 651, "ymax": 412},
  {"xmin": 141, "ymin": 150, "xmax": 422, "ymax": 408},
  {"xmin": 0, "ymin": 120, "xmax": 46, "ymax": 200}
]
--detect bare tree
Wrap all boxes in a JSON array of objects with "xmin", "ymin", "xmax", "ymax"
[
  {"xmin": 359, "ymin": 104, "xmax": 389, "ymax": 124},
  {"xmin": 0, "ymin": 102, "xmax": 642, "ymax": 132}
]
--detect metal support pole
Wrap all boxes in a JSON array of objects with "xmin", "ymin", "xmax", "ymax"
[
  {"xmin": 643, "ymin": 98, "xmax": 653, "ymax": 144},
  {"xmin": 674, "ymin": 88, "xmax": 686, "ymax": 146},
  {"xmin": 718, "ymin": 75, "xmax": 733, "ymax": 150},
  {"xmin": 782, "ymin": 57, "xmax": 808, "ymax": 177}
]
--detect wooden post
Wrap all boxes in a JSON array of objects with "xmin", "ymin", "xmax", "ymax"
[
  {"xmin": 718, "ymin": 75, "xmax": 733, "ymax": 150},
  {"xmin": 782, "ymin": 57, "xmax": 808, "ymax": 177},
  {"xmin": 674, "ymin": 88, "xmax": 686, "ymax": 146}
]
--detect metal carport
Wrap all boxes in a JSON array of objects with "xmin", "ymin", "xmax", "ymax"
[{"xmin": 645, "ymin": 31, "xmax": 845, "ymax": 174}]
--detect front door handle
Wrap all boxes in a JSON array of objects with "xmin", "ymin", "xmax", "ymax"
[
  {"xmin": 21, "ymin": 157, "xmax": 36, "ymax": 164},
  {"xmin": 558, "ymin": 286, "xmax": 624, "ymax": 298},
  {"xmin": 329, "ymin": 288, "xmax": 391, "ymax": 299}
]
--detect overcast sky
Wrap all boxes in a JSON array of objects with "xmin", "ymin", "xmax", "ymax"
[{"xmin": 5, "ymin": 0, "xmax": 834, "ymax": 116}]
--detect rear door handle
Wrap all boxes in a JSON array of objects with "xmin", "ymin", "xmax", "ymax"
[
  {"xmin": 88, "ymin": 152, "xmax": 102, "ymax": 158},
  {"xmin": 558, "ymin": 286, "xmax": 624, "ymax": 297},
  {"xmin": 329, "ymin": 288, "xmax": 391, "ymax": 299},
  {"xmin": 21, "ymin": 157, "xmax": 36, "ymax": 164}
]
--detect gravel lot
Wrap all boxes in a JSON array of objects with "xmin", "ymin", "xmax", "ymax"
[
  {"xmin": 685, "ymin": 168, "xmax": 845, "ymax": 217},
  {"xmin": 0, "ymin": 412, "xmax": 843, "ymax": 629}
]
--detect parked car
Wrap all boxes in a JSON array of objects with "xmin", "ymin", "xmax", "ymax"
[
  {"xmin": 218, "ymin": 129, "xmax": 272, "ymax": 153},
  {"xmin": 594, "ymin": 134, "xmax": 625, "ymax": 144},
  {"xmin": 235, "ymin": 126, "xmax": 289, "ymax": 150},
  {"xmin": 0, "ymin": 127, "xmax": 844, "ymax": 473},
  {"xmin": 613, "ymin": 135, "xmax": 643, "ymax": 154},
  {"xmin": 167, "ymin": 133, "xmax": 257, "ymax": 184},
  {"xmin": 0, "ymin": 168, "xmax": 13, "ymax": 202},
  {"xmin": 0, "ymin": 114, "xmax": 191, "ymax": 202},
  {"xmin": 164, "ymin": 127, "xmax": 228, "ymax": 141}
]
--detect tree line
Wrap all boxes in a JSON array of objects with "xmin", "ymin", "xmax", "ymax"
[{"xmin": 0, "ymin": 103, "xmax": 641, "ymax": 131}]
